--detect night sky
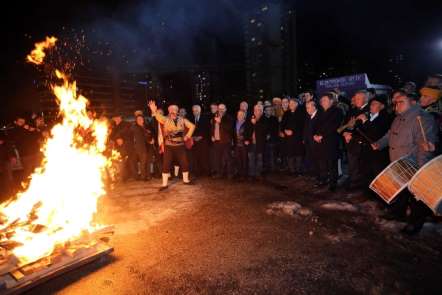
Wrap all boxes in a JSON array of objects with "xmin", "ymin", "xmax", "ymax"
[{"xmin": 1, "ymin": 0, "xmax": 442, "ymax": 121}]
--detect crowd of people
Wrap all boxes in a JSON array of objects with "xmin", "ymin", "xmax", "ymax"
[{"xmin": 0, "ymin": 73, "xmax": 441, "ymax": 235}]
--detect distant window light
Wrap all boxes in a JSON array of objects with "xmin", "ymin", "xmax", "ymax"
[
  {"xmin": 261, "ymin": 5, "xmax": 268, "ymax": 11},
  {"xmin": 280, "ymin": 26, "xmax": 284, "ymax": 31},
  {"xmin": 259, "ymin": 89, "xmax": 264, "ymax": 93},
  {"xmin": 257, "ymin": 22, "xmax": 262, "ymax": 27},
  {"xmin": 250, "ymin": 18, "xmax": 256, "ymax": 24},
  {"xmin": 251, "ymin": 37, "xmax": 256, "ymax": 42}
]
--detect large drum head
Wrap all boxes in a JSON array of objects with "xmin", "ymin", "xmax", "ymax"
[
  {"xmin": 369, "ymin": 157, "xmax": 418, "ymax": 204},
  {"xmin": 408, "ymin": 155, "xmax": 442, "ymax": 216}
]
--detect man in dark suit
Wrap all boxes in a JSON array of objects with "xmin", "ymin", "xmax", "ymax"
[
  {"xmin": 313, "ymin": 93, "xmax": 344, "ymax": 191},
  {"xmin": 303, "ymin": 100, "xmax": 321, "ymax": 181},
  {"xmin": 263, "ymin": 105, "xmax": 279, "ymax": 173},
  {"xmin": 210, "ymin": 104, "xmax": 233, "ymax": 178},
  {"xmin": 190, "ymin": 105, "xmax": 211, "ymax": 177},
  {"xmin": 244, "ymin": 104, "xmax": 268, "ymax": 180},
  {"xmin": 110, "ymin": 113, "xmax": 135, "ymax": 181},
  {"xmin": 131, "ymin": 115, "xmax": 155, "ymax": 181},
  {"xmin": 342, "ymin": 90, "xmax": 370, "ymax": 189},
  {"xmin": 280, "ymin": 99, "xmax": 305, "ymax": 176},
  {"xmin": 354, "ymin": 95, "xmax": 391, "ymax": 186}
]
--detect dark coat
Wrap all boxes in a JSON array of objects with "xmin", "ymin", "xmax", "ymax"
[
  {"xmin": 190, "ymin": 114, "xmax": 211, "ymax": 142},
  {"xmin": 358, "ymin": 111, "xmax": 392, "ymax": 145},
  {"xmin": 210, "ymin": 114, "xmax": 234, "ymax": 145},
  {"xmin": 303, "ymin": 110, "xmax": 321, "ymax": 150},
  {"xmin": 358, "ymin": 111, "xmax": 392, "ymax": 176},
  {"xmin": 110, "ymin": 121, "xmax": 134, "ymax": 153},
  {"xmin": 7, "ymin": 126, "xmax": 40, "ymax": 157},
  {"xmin": 244, "ymin": 116, "xmax": 268, "ymax": 154},
  {"xmin": 280, "ymin": 108, "xmax": 305, "ymax": 156},
  {"xmin": 131, "ymin": 124, "xmax": 154, "ymax": 153},
  {"xmin": 264, "ymin": 116, "xmax": 279, "ymax": 143},
  {"xmin": 313, "ymin": 106, "xmax": 343, "ymax": 161},
  {"xmin": 344, "ymin": 104, "xmax": 370, "ymax": 152}
]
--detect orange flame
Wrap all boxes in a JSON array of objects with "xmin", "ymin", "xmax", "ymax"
[
  {"xmin": 0, "ymin": 37, "xmax": 112, "ymax": 264},
  {"xmin": 26, "ymin": 36, "xmax": 57, "ymax": 65}
]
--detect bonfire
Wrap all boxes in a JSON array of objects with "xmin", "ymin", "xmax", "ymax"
[{"xmin": 0, "ymin": 36, "xmax": 114, "ymax": 293}]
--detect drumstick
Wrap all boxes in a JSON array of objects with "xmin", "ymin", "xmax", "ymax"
[
  {"xmin": 416, "ymin": 116, "xmax": 428, "ymax": 144},
  {"xmin": 355, "ymin": 127, "xmax": 374, "ymax": 144}
]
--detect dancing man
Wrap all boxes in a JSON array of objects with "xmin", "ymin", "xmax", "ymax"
[{"xmin": 148, "ymin": 100, "xmax": 195, "ymax": 190}]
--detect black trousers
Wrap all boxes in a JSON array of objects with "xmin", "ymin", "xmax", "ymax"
[
  {"xmin": 346, "ymin": 144, "xmax": 363, "ymax": 183},
  {"xmin": 162, "ymin": 145, "xmax": 189, "ymax": 174},
  {"xmin": 318, "ymin": 158, "xmax": 338, "ymax": 185},
  {"xmin": 191, "ymin": 140, "xmax": 209, "ymax": 176},
  {"xmin": 212, "ymin": 141, "xmax": 231, "ymax": 176},
  {"xmin": 305, "ymin": 144, "xmax": 320, "ymax": 180},
  {"xmin": 132, "ymin": 146, "xmax": 154, "ymax": 179},
  {"xmin": 235, "ymin": 146, "xmax": 248, "ymax": 177}
]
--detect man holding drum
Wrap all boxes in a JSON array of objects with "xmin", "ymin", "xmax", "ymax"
[{"xmin": 372, "ymin": 92, "xmax": 439, "ymax": 235}]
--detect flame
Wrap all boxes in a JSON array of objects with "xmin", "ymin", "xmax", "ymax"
[
  {"xmin": 0, "ymin": 37, "xmax": 112, "ymax": 264},
  {"xmin": 26, "ymin": 36, "xmax": 57, "ymax": 65}
]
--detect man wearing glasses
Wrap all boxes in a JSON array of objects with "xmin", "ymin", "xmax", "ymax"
[{"xmin": 372, "ymin": 92, "xmax": 438, "ymax": 235}]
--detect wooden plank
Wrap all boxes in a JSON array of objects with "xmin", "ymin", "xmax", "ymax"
[{"xmin": 0, "ymin": 242, "xmax": 113, "ymax": 294}]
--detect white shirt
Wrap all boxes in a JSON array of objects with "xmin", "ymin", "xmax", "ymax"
[
  {"xmin": 369, "ymin": 112, "xmax": 379, "ymax": 122},
  {"xmin": 310, "ymin": 110, "xmax": 317, "ymax": 119}
]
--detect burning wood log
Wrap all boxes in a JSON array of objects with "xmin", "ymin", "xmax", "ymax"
[{"xmin": 0, "ymin": 36, "xmax": 117, "ymax": 294}]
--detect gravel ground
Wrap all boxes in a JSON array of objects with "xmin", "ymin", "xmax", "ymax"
[{"xmin": 26, "ymin": 175, "xmax": 442, "ymax": 295}]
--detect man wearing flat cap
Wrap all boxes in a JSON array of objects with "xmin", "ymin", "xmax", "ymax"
[{"xmin": 354, "ymin": 95, "xmax": 392, "ymax": 186}]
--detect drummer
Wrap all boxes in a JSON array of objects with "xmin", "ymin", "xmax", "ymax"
[{"xmin": 372, "ymin": 92, "xmax": 439, "ymax": 235}]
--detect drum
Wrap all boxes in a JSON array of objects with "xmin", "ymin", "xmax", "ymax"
[
  {"xmin": 408, "ymin": 155, "xmax": 442, "ymax": 215},
  {"xmin": 369, "ymin": 157, "xmax": 418, "ymax": 204}
]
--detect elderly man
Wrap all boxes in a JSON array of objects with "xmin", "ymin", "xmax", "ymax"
[
  {"xmin": 373, "ymin": 92, "xmax": 438, "ymax": 235},
  {"xmin": 355, "ymin": 95, "xmax": 391, "ymax": 186},
  {"xmin": 313, "ymin": 93, "xmax": 343, "ymax": 191},
  {"xmin": 263, "ymin": 105, "xmax": 279, "ymax": 173},
  {"xmin": 303, "ymin": 100, "xmax": 321, "ymax": 181},
  {"xmin": 211, "ymin": 104, "xmax": 233, "ymax": 178},
  {"xmin": 342, "ymin": 90, "xmax": 370, "ymax": 190},
  {"xmin": 244, "ymin": 104, "xmax": 268, "ymax": 180},
  {"xmin": 148, "ymin": 101, "xmax": 195, "ymax": 190},
  {"xmin": 131, "ymin": 115, "xmax": 155, "ymax": 181},
  {"xmin": 280, "ymin": 99, "xmax": 305, "ymax": 176},
  {"xmin": 190, "ymin": 105, "xmax": 210, "ymax": 176}
]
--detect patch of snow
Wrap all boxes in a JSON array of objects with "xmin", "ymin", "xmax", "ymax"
[
  {"xmin": 266, "ymin": 201, "xmax": 306, "ymax": 217},
  {"xmin": 324, "ymin": 231, "xmax": 355, "ymax": 243},
  {"xmin": 320, "ymin": 201, "xmax": 359, "ymax": 212}
]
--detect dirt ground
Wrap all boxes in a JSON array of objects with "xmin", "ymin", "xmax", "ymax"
[{"xmin": 26, "ymin": 175, "xmax": 442, "ymax": 295}]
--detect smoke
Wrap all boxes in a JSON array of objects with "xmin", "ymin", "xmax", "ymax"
[{"xmin": 71, "ymin": 0, "xmax": 257, "ymax": 72}]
